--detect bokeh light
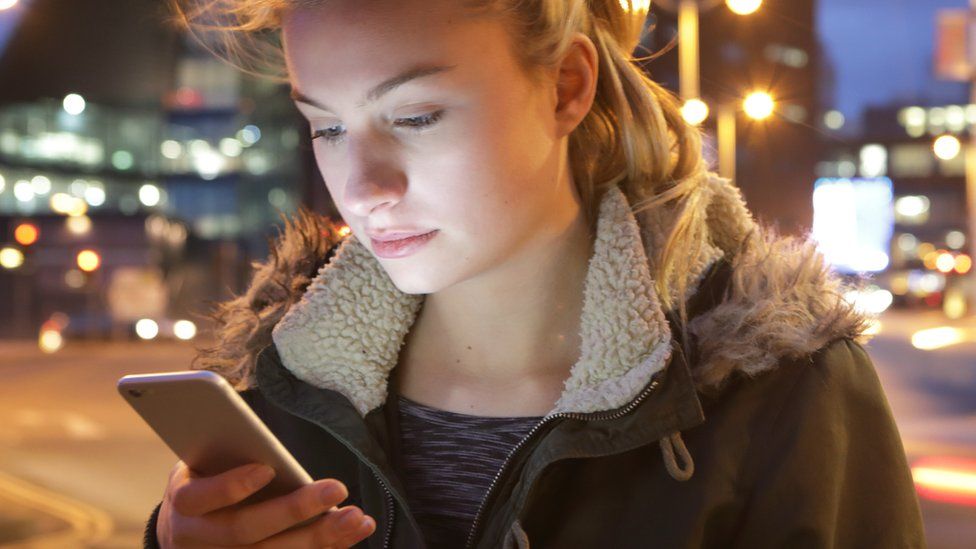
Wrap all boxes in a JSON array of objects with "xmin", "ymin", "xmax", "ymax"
[
  {"xmin": 62, "ymin": 93, "xmax": 86, "ymax": 115},
  {"xmin": 84, "ymin": 185, "xmax": 106, "ymax": 207},
  {"xmin": 933, "ymin": 135, "xmax": 962, "ymax": 161},
  {"xmin": 66, "ymin": 215, "xmax": 92, "ymax": 235},
  {"xmin": 139, "ymin": 184, "xmax": 161, "ymax": 207},
  {"xmin": 76, "ymin": 249, "xmax": 100, "ymax": 272},
  {"xmin": 174, "ymin": 320, "xmax": 197, "ymax": 340},
  {"xmin": 38, "ymin": 329, "xmax": 64, "ymax": 353},
  {"xmin": 64, "ymin": 268, "xmax": 86, "ymax": 289},
  {"xmin": 0, "ymin": 247, "xmax": 24, "ymax": 270},
  {"xmin": 135, "ymin": 319, "xmax": 159, "ymax": 340},
  {"xmin": 14, "ymin": 223, "xmax": 38, "ymax": 246},
  {"xmin": 31, "ymin": 175, "xmax": 51, "ymax": 195},
  {"xmin": 955, "ymin": 254, "xmax": 972, "ymax": 275},
  {"xmin": 824, "ymin": 110, "xmax": 845, "ymax": 130},
  {"xmin": 935, "ymin": 252, "xmax": 956, "ymax": 273}
]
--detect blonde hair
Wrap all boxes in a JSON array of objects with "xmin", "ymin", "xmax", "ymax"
[{"xmin": 172, "ymin": 0, "xmax": 713, "ymax": 378}]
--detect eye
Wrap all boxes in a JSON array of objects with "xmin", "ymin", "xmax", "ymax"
[
  {"xmin": 311, "ymin": 125, "xmax": 345, "ymax": 144},
  {"xmin": 393, "ymin": 110, "xmax": 445, "ymax": 130},
  {"xmin": 311, "ymin": 110, "xmax": 445, "ymax": 145}
]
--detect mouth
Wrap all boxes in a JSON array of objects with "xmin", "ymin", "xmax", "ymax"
[{"xmin": 369, "ymin": 230, "xmax": 438, "ymax": 259}]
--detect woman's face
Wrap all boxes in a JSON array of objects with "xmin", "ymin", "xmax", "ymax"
[{"xmin": 282, "ymin": 0, "xmax": 584, "ymax": 294}]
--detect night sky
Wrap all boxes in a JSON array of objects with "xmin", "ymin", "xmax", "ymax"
[{"xmin": 817, "ymin": 0, "xmax": 970, "ymax": 134}]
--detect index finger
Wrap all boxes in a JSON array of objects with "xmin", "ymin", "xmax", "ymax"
[{"xmin": 170, "ymin": 462, "xmax": 275, "ymax": 517}]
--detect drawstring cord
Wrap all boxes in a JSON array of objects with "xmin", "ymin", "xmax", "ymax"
[{"xmin": 659, "ymin": 431, "xmax": 695, "ymax": 481}]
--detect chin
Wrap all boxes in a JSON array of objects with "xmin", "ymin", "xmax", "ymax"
[{"xmin": 381, "ymin": 262, "xmax": 449, "ymax": 295}]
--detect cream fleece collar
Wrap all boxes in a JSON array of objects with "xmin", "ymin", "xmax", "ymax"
[
  {"xmin": 270, "ymin": 184, "xmax": 719, "ymax": 417},
  {"xmin": 198, "ymin": 170, "xmax": 871, "ymax": 429}
]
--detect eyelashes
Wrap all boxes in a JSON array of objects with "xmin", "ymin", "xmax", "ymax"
[{"xmin": 311, "ymin": 110, "xmax": 446, "ymax": 145}]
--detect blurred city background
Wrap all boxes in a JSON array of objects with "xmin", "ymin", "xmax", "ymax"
[{"xmin": 0, "ymin": 0, "xmax": 974, "ymax": 547}]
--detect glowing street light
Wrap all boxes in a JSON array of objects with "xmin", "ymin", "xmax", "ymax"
[
  {"xmin": 727, "ymin": 0, "xmax": 762, "ymax": 15},
  {"xmin": 0, "ymin": 0, "xmax": 19, "ymax": 11},
  {"xmin": 681, "ymin": 98, "xmax": 710, "ymax": 126},
  {"xmin": 743, "ymin": 91, "xmax": 775, "ymax": 120},
  {"xmin": 933, "ymin": 134, "xmax": 962, "ymax": 160},
  {"xmin": 717, "ymin": 91, "xmax": 775, "ymax": 180},
  {"xmin": 618, "ymin": 0, "xmax": 651, "ymax": 11}
]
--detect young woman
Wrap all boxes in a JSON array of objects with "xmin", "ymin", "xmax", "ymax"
[{"xmin": 148, "ymin": 0, "xmax": 925, "ymax": 547}]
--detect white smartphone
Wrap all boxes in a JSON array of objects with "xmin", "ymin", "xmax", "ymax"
[{"xmin": 118, "ymin": 370, "xmax": 313, "ymax": 504}]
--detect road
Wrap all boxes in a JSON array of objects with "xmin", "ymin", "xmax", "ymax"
[
  {"xmin": 0, "ymin": 309, "xmax": 974, "ymax": 547},
  {"xmin": 861, "ymin": 309, "xmax": 976, "ymax": 549},
  {"xmin": 0, "ymin": 340, "xmax": 196, "ymax": 548}
]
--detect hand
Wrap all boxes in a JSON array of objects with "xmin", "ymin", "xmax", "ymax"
[{"xmin": 156, "ymin": 460, "xmax": 376, "ymax": 548}]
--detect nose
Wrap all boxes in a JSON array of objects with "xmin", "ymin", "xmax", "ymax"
[{"xmin": 341, "ymin": 141, "xmax": 407, "ymax": 218}]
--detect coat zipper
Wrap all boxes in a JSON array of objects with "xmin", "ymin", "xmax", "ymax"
[
  {"xmin": 462, "ymin": 377, "xmax": 662, "ymax": 549},
  {"xmin": 273, "ymin": 405, "xmax": 400, "ymax": 549},
  {"xmin": 370, "ymin": 469, "xmax": 395, "ymax": 549}
]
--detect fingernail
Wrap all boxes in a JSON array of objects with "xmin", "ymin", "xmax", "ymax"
[{"xmin": 360, "ymin": 516, "xmax": 374, "ymax": 531}]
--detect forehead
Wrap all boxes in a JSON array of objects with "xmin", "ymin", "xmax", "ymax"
[{"xmin": 281, "ymin": 0, "xmax": 513, "ymax": 99}]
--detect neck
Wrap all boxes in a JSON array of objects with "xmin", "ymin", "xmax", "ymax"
[{"xmin": 399, "ymin": 202, "xmax": 595, "ymax": 391}]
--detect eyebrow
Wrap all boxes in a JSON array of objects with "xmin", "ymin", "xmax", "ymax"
[{"xmin": 290, "ymin": 64, "xmax": 457, "ymax": 112}]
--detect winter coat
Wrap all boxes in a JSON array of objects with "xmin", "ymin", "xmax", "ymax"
[{"xmin": 144, "ymin": 171, "xmax": 926, "ymax": 548}]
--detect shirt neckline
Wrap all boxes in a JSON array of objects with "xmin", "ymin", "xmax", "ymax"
[{"xmin": 395, "ymin": 392, "xmax": 545, "ymax": 421}]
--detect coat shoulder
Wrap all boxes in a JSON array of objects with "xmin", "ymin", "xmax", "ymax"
[{"xmin": 724, "ymin": 337, "xmax": 925, "ymax": 547}]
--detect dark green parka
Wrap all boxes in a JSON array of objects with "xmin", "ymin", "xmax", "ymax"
[{"xmin": 145, "ymin": 173, "xmax": 925, "ymax": 548}]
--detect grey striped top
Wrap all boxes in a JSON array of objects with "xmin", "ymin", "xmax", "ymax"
[{"xmin": 395, "ymin": 394, "xmax": 543, "ymax": 549}]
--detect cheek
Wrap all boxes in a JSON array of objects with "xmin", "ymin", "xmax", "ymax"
[{"xmin": 313, "ymin": 147, "xmax": 346, "ymax": 198}]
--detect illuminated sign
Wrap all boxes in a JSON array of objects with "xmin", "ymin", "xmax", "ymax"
[{"xmin": 812, "ymin": 178, "xmax": 894, "ymax": 274}]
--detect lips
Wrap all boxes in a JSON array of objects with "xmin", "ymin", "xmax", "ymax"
[
  {"xmin": 367, "ymin": 230, "xmax": 434, "ymax": 242},
  {"xmin": 368, "ymin": 230, "xmax": 438, "ymax": 259}
]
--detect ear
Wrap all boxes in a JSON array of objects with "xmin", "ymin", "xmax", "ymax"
[{"xmin": 553, "ymin": 33, "xmax": 599, "ymax": 138}]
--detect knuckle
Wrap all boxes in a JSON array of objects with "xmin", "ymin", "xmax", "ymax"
[
  {"xmin": 311, "ymin": 516, "xmax": 341, "ymax": 547},
  {"xmin": 224, "ymin": 511, "xmax": 257, "ymax": 546},
  {"xmin": 224, "ymin": 476, "xmax": 252, "ymax": 503},
  {"xmin": 168, "ymin": 483, "xmax": 193, "ymax": 515}
]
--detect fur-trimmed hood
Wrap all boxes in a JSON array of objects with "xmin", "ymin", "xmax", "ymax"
[{"xmin": 193, "ymin": 170, "xmax": 872, "ymax": 480}]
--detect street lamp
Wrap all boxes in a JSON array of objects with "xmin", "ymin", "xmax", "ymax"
[
  {"xmin": 743, "ymin": 91, "xmax": 775, "ymax": 120},
  {"xmin": 716, "ymin": 91, "xmax": 777, "ymax": 180},
  {"xmin": 653, "ymin": 0, "xmax": 761, "ymax": 108},
  {"xmin": 726, "ymin": 0, "xmax": 762, "ymax": 16},
  {"xmin": 681, "ymin": 98, "xmax": 710, "ymax": 126},
  {"xmin": 653, "ymin": 0, "xmax": 763, "ymax": 181}
]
